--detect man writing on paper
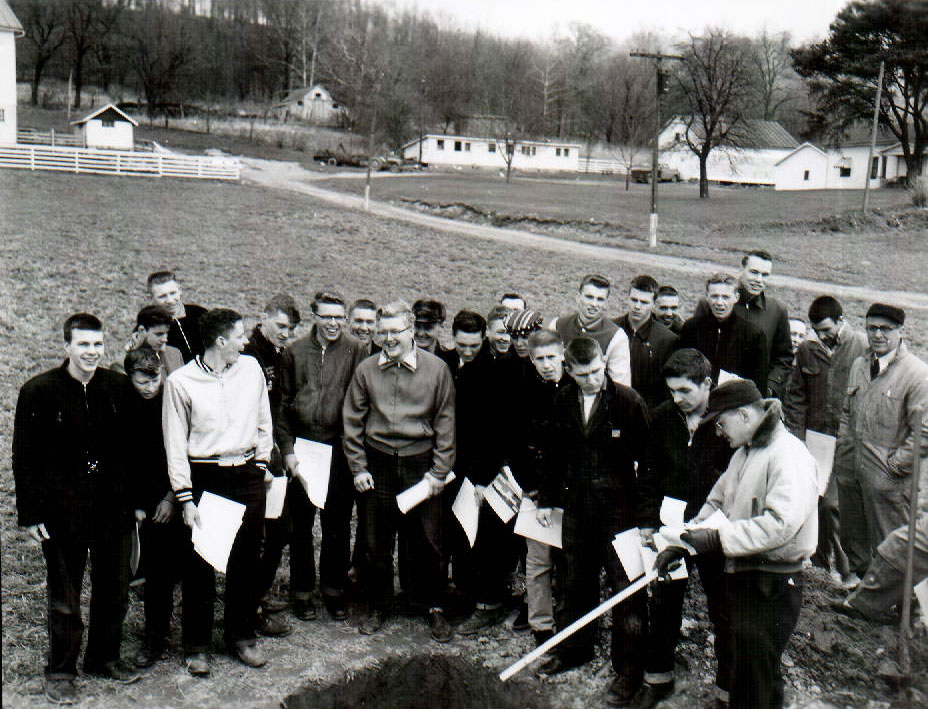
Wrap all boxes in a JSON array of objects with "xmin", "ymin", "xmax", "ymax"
[
  {"xmin": 163, "ymin": 308, "xmax": 276, "ymax": 673},
  {"xmin": 535, "ymin": 337, "xmax": 650, "ymax": 707},
  {"xmin": 276, "ymin": 290, "xmax": 366, "ymax": 621},
  {"xmin": 343, "ymin": 300, "xmax": 456, "ymax": 642},
  {"xmin": 784, "ymin": 296, "xmax": 867, "ymax": 587},
  {"xmin": 659, "ymin": 380, "xmax": 817, "ymax": 709}
]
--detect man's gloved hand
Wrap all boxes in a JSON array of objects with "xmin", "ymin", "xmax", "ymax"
[
  {"xmin": 681, "ymin": 528, "xmax": 722, "ymax": 555},
  {"xmin": 655, "ymin": 547, "xmax": 687, "ymax": 580}
]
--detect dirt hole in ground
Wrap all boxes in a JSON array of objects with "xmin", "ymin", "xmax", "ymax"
[{"xmin": 283, "ymin": 654, "xmax": 551, "ymax": 709}]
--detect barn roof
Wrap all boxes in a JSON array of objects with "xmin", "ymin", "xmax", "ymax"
[
  {"xmin": 71, "ymin": 103, "xmax": 139, "ymax": 127},
  {"xmin": 0, "ymin": 0, "xmax": 24, "ymax": 35},
  {"xmin": 665, "ymin": 117, "xmax": 799, "ymax": 150}
]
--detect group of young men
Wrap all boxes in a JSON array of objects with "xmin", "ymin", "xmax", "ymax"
[{"xmin": 13, "ymin": 253, "xmax": 928, "ymax": 709}]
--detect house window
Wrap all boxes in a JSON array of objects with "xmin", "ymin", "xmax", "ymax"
[
  {"xmin": 803, "ymin": 170, "xmax": 809, "ymax": 181},
  {"xmin": 465, "ymin": 142, "xmax": 471, "ymax": 152},
  {"xmin": 488, "ymin": 142, "xmax": 496, "ymax": 153},
  {"xmin": 556, "ymin": 147, "xmax": 562, "ymax": 157},
  {"xmin": 454, "ymin": 140, "xmax": 462, "ymax": 151},
  {"xmin": 314, "ymin": 92, "xmax": 322, "ymax": 98},
  {"xmin": 0, "ymin": 108, "xmax": 5, "ymax": 122},
  {"xmin": 520, "ymin": 145, "xmax": 536, "ymax": 156},
  {"xmin": 436, "ymin": 139, "xmax": 444, "ymax": 150},
  {"xmin": 332, "ymin": 103, "xmax": 339, "ymax": 109},
  {"xmin": 102, "ymin": 119, "xmax": 115, "ymax": 128},
  {"xmin": 839, "ymin": 166, "xmax": 851, "ymax": 178},
  {"xmin": 881, "ymin": 156, "xmax": 887, "ymax": 178},
  {"xmin": 297, "ymin": 100, "xmax": 303, "ymax": 106},
  {"xmin": 563, "ymin": 148, "xmax": 569, "ymax": 157},
  {"xmin": 870, "ymin": 156, "xmax": 879, "ymax": 179}
]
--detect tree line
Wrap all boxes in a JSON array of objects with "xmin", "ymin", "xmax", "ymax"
[{"xmin": 11, "ymin": 0, "xmax": 926, "ymax": 191}]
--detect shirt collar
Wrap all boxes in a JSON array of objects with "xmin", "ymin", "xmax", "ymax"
[
  {"xmin": 738, "ymin": 285, "xmax": 767, "ymax": 310},
  {"xmin": 196, "ymin": 355, "xmax": 234, "ymax": 376},
  {"xmin": 378, "ymin": 347, "xmax": 418, "ymax": 372}
]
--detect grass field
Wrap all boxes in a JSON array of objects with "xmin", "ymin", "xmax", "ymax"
[{"xmin": 2, "ymin": 167, "xmax": 927, "ymax": 708}]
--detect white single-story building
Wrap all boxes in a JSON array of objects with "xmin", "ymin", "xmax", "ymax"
[
  {"xmin": 274, "ymin": 84, "xmax": 348, "ymax": 127},
  {"xmin": 658, "ymin": 116, "xmax": 799, "ymax": 186},
  {"xmin": 0, "ymin": 0, "xmax": 23, "ymax": 146},
  {"xmin": 71, "ymin": 104, "xmax": 138, "ymax": 150},
  {"xmin": 402, "ymin": 134, "xmax": 582, "ymax": 172},
  {"xmin": 774, "ymin": 139, "xmax": 909, "ymax": 191}
]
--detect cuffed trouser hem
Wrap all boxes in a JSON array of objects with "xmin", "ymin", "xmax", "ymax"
[{"xmin": 644, "ymin": 671, "xmax": 674, "ymax": 684}]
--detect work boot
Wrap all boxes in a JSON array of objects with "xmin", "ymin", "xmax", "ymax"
[
  {"xmin": 231, "ymin": 644, "xmax": 266, "ymax": 668},
  {"xmin": 45, "ymin": 679, "xmax": 78, "ymax": 705},
  {"xmin": 292, "ymin": 597, "xmax": 317, "ymax": 621},
  {"xmin": 457, "ymin": 606, "xmax": 507, "ymax": 636},
  {"xmin": 622, "ymin": 681, "xmax": 674, "ymax": 708},
  {"xmin": 184, "ymin": 653, "xmax": 211, "ymax": 677},
  {"xmin": 605, "ymin": 676, "xmax": 643, "ymax": 707},
  {"xmin": 261, "ymin": 595, "xmax": 289, "ymax": 614},
  {"xmin": 537, "ymin": 649, "xmax": 592, "ymax": 676},
  {"xmin": 512, "ymin": 601, "xmax": 530, "ymax": 631},
  {"xmin": 359, "ymin": 610, "xmax": 386, "ymax": 635},
  {"xmin": 256, "ymin": 611, "xmax": 292, "ymax": 637},
  {"xmin": 84, "ymin": 660, "xmax": 141, "ymax": 684},
  {"xmin": 428, "ymin": 608, "xmax": 453, "ymax": 643},
  {"xmin": 323, "ymin": 594, "xmax": 347, "ymax": 621},
  {"xmin": 533, "ymin": 628, "xmax": 554, "ymax": 648}
]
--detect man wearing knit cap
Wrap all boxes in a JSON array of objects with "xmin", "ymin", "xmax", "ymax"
[
  {"xmin": 549, "ymin": 274, "xmax": 631, "ymax": 387},
  {"xmin": 836, "ymin": 303, "xmax": 928, "ymax": 563},
  {"xmin": 657, "ymin": 379, "xmax": 818, "ymax": 709},
  {"xmin": 412, "ymin": 298, "xmax": 450, "ymax": 355}
]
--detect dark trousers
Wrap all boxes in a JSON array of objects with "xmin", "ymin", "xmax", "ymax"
[
  {"xmin": 187, "ymin": 461, "xmax": 265, "ymax": 651},
  {"xmin": 644, "ymin": 565, "xmax": 689, "ymax": 684},
  {"xmin": 360, "ymin": 447, "xmax": 445, "ymax": 613},
  {"xmin": 42, "ymin": 527, "xmax": 132, "ymax": 679},
  {"xmin": 837, "ymin": 471, "xmax": 872, "ymax": 577},
  {"xmin": 811, "ymin": 476, "xmax": 850, "ymax": 577},
  {"xmin": 256, "ymin": 479, "xmax": 293, "ymax": 601},
  {"xmin": 140, "ymin": 516, "xmax": 192, "ymax": 648},
  {"xmin": 282, "ymin": 445, "xmax": 355, "ymax": 599},
  {"xmin": 727, "ymin": 570, "xmax": 803, "ymax": 709},
  {"xmin": 557, "ymin": 504, "xmax": 646, "ymax": 681},
  {"xmin": 695, "ymin": 554, "xmax": 732, "ymax": 696},
  {"xmin": 451, "ymin": 503, "xmax": 516, "ymax": 606}
]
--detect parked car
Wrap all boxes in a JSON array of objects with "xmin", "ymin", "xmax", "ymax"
[
  {"xmin": 313, "ymin": 148, "xmax": 402, "ymax": 172},
  {"xmin": 630, "ymin": 165, "xmax": 682, "ymax": 183}
]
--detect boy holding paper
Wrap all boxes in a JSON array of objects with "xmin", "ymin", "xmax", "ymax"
[
  {"xmin": 535, "ymin": 337, "xmax": 650, "ymax": 707},
  {"xmin": 343, "ymin": 300, "xmax": 456, "ymax": 643}
]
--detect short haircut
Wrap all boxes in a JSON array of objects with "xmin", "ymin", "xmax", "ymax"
[
  {"xmin": 264, "ymin": 294, "xmax": 301, "ymax": 325},
  {"xmin": 199, "ymin": 308, "xmax": 243, "ymax": 348},
  {"xmin": 630, "ymin": 275, "xmax": 659, "ymax": 295},
  {"xmin": 528, "ymin": 329, "xmax": 562, "ymax": 353},
  {"xmin": 452, "ymin": 310, "xmax": 487, "ymax": 336},
  {"xmin": 311, "ymin": 289, "xmax": 346, "ymax": 314},
  {"xmin": 136, "ymin": 304, "xmax": 173, "ymax": 329},
  {"xmin": 147, "ymin": 270, "xmax": 176, "ymax": 292},
  {"xmin": 500, "ymin": 292, "xmax": 525, "ymax": 305},
  {"xmin": 377, "ymin": 300, "xmax": 414, "ymax": 327},
  {"xmin": 580, "ymin": 273, "xmax": 610, "ymax": 292},
  {"xmin": 663, "ymin": 348, "xmax": 712, "ymax": 384},
  {"xmin": 656, "ymin": 285, "xmax": 679, "ymax": 299},
  {"xmin": 808, "ymin": 295, "xmax": 843, "ymax": 324},
  {"xmin": 64, "ymin": 313, "xmax": 102, "ymax": 342},
  {"xmin": 564, "ymin": 336, "xmax": 603, "ymax": 367},
  {"xmin": 124, "ymin": 346, "xmax": 162, "ymax": 377},
  {"xmin": 486, "ymin": 305, "xmax": 511, "ymax": 324},
  {"xmin": 350, "ymin": 298, "xmax": 377, "ymax": 316},
  {"xmin": 741, "ymin": 250, "xmax": 773, "ymax": 267},
  {"xmin": 706, "ymin": 273, "xmax": 738, "ymax": 291}
]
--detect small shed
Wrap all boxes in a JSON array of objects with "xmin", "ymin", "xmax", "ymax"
[
  {"xmin": 273, "ymin": 84, "xmax": 348, "ymax": 127},
  {"xmin": 774, "ymin": 143, "xmax": 828, "ymax": 190},
  {"xmin": 0, "ymin": 0, "xmax": 24, "ymax": 146},
  {"xmin": 71, "ymin": 104, "xmax": 138, "ymax": 150}
]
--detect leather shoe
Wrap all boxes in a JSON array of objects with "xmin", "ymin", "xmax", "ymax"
[
  {"xmin": 45, "ymin": 679, "xmax": 78, "ymax": 705},
  {"xmin": 428, "ymin": 609, "xmax": 453, "ymax": 643},
  {"xmin": 184, "ymin": 653, "xmax": 211, "ymax": 677},
  {"xmin": 256, "ymin": 612, "xmax": 292, "ymax": 637},
  {"xmin": 512, "ymin": 602, "xmax": 530, "ymax": 631},
  {"xmin": 323, "ymin": 594, "xmax": 347, "ymax": 621},
  {"xmin": 84, "ymin": 660, "xmax": 140, "ymax": 684},
  {"xmin": 359, "ymin": 611, "xmax": 385, "ymax": 635},
  {"xmin": 457, "ymin": 606, "xmax": 507, "ymax": 636},
  {"xmin": 261, "ymin": 595, "xmax": 289, "ymax": 614},
  {"xmin": 533, "ymin": 629, "xmax": 554, "ymax": 648},
  {"xmin": 232, "ymin": 644, "xmax": 266, "ymax": 668},
  {"xmin": 293, "ymin": 598, "xmax": 317, "ymax": 621},
  {"xmin": 605, "ymin": 676, "xmax": 644, "ymax": 707},
  {"xmin": 133, "ymin": 643, "xmax": 163, "ymax": 668},
  {"xmin": 613, "ymin": 680, "xmax": 672, "ymax": 708},
  {"xmin": 537, "ymin": 651, "xmax": 592, "ymax": 676}
]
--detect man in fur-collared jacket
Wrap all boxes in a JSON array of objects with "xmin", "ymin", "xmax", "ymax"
[{"xmin": 660, "ymin": 379, "xmax": 817, "ymax": 709}]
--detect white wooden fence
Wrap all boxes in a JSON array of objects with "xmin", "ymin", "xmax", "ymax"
[
  {"xmin": 17, "ymin": 129, "xmax": 83, "ymax": 147},
  {"xmin": 0, "ymin": 144, "xmax": 240, "ymax": 181},
  {"xmin": 576, "ymin": 157, "xmax": 629, "ymax": 175}
]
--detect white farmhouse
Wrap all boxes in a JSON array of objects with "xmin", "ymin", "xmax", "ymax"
[
  {"xmin": 402, "ymin": 134, "xmax": 582, "ymax": 173},
  {"xmin": 71, "ymin": 104, "xmax": 138, "ymax": 150},
  {"xmin": 774, "ymin": 135, "xmax": 909, "ymax": 191},
  {"xmin": 658, "ymin": 116, "xmax": 799, "ymax": 186},
  {"xmin": 0, "ymin": 0, "xmax": 24, "ymax": 146},
  {"xmin": 274, "ymin": 84, "xmax": 348, "ymax": 127}
]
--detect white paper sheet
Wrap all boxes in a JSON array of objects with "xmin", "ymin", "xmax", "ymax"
[
  {"xmin": 396, "ymin": 471, "xmax": 456, "ymax": 514},
  {"xmin": 191, "ymin": 491, "xmax": 246, "ymax": 573},
  {"xmin": 452, "ymin": 478, "xmax": 480, "ymax": 547},
  {"xmin": 657, "ymin": 526, "xmax": 697, "ymax": 555},
  {"xmin": 660, "ymin": 496, "xmax": 688, "ymax": 527},
  {"xmin": 265, "ymin": 475, "xmax": 287, "ymax": 519},
  {"xmin": 805, "ymin": 430, "xmax": 837, "ymax": 496},
  {"xmin": 483, "ymin": 466, "xmax": 523, "ymax": 523},
  {"xmin": 293, "ymin": 438, "xmax": 332, "ymax": 509},
  {"xmin": 718, "ymin": 369, "xmax": 741, "ymax": 385},
  {"xmin": 514, "ymin": 498, "xmax": 563, "ymax": 549},
  {"xmin": 915, "ymin": 578, "xmax": 928, "ymax": 632},
  {"xmin": 652, "ymin": 533, "xmax": 689, "ymax": 580},
  {"xmin": 613, "ymin": 527, "xmax": 645, "ymax": 581},
  {"xmin": 688, "ymin": 508, "xmax": 729, "ymax": 531}
]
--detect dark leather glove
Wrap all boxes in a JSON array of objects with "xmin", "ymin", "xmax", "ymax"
[
  {"xmin": 681, "ymin": 528, "xmax": 722, "ymax": 555},
  {"xmin": 655, "ymin": 547, "xmax": 688, "ymax": 580}
]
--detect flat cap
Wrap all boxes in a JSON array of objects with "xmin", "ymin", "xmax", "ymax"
[
  {"xmin": 703, "ymin": 379, "xmax": 762, "ymax": 422},
  {"xmin": 866, "ymin": 303, "xmax": 904, "ymax": 326},
  {"xmin": 505, "ymin": 309, "xmax": 544, "ymax": 337},
  {"xmin": 412, "ymin": 299, "xmax": 446, "ymax": 324}
]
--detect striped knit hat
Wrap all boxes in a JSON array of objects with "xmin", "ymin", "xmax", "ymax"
[{"xmin": 505, "ymin": 309, "xmax": 544, "ymax": 337}]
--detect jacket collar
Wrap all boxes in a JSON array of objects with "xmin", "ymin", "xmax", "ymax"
[
  {"xmin": 379, "ymin": 347, "xmax": 417, "ymax": 372},
  {"xmin": 746, "ymin": 398, "xmax": 783, "ymax": 449},
  {"xmin": 737, "ymin": 285, "xmax": 767, "ymax": 310}
]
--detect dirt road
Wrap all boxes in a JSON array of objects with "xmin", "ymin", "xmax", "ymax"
[{"xmin": 241, "ymin": 158, "xmax": 928, "ymax": 312}]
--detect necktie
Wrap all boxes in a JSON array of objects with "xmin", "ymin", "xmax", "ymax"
[{"xmin": 870, "ymin": 356, "xmax": 880, "ymax": 381}]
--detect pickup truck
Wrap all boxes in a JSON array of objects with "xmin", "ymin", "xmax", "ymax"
[
  {"xmin": 313, "ymin": 149, "xmax": 402, "ymax": 172},
  {"xmin": 630, "ymin": 165, "xmax": 682, "ymax": 183}
]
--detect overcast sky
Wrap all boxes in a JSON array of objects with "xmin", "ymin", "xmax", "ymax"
[{"xmin": 375, "ymin": 0, "xmax": 850, "ymax": 46}]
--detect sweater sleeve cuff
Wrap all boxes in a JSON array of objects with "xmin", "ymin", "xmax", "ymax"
[{"xmin": 175, "ymin": 488, "xmax": 194, "ymax": 504}]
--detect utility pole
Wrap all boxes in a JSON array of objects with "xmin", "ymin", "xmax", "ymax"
[
  {"xmin": 630, "ymin": 51, "xmax": 683, "ymax": 247},
  {"xmin": 863, "ymin": 60, "xmax": 885, "ymax": 214}
]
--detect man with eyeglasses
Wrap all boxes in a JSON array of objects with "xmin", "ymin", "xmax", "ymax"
[
  {"xmin": 276, "ymin": 291, "xmax": 366, "ymax": 622},
  {"xmin": 836, "ymin": 303, "xmax": 928, "ymax": 565},
  {"xmin": 343, "ymin": 301, "xmax": 456, "ymax": 643}
]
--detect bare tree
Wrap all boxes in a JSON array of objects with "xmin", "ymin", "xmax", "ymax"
[
  {"xmin": 126, "ymin": 1, "xmax": 191, "ymax": 122},
  {"xmin": 494, "ymin": 134, "xmax": 519, "ymax": 183},
  {"xmin": 531, "ymin": 46, "xmax": 565, "ymax": 136},
  {"xmin": 750, "ymin": 30, "xmax": 795, "ymax": 121},
  {"xmin": 672, "ymin": 30, "xmax": 755, "ymax": 198},
  {"xmin": 13, "ymin": 0, "xmax": 68, "ymax": 106}
]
